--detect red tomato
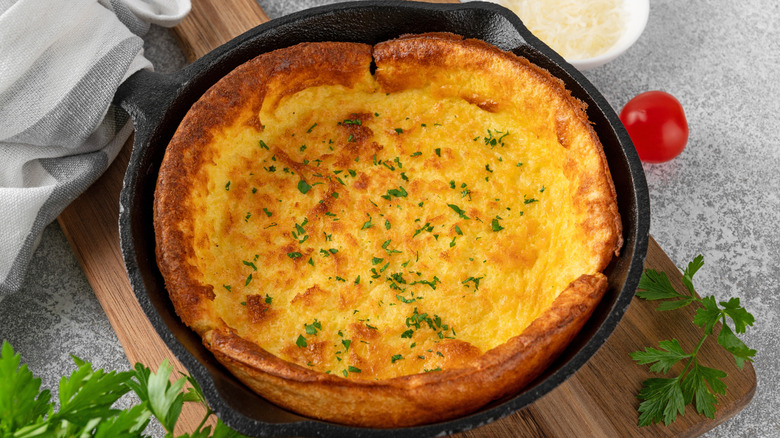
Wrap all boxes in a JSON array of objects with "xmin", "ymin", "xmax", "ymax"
[{"xmin": 619, "ymin": 91, "xmax": 689, "ymax": 163}]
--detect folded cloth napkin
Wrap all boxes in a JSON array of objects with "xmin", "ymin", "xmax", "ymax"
[{"xmin": 0, "ymin": 0, "xmax": 190, "ymax": 296}]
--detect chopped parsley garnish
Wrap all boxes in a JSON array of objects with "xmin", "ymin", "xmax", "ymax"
[
  {"xmin": 244, "ymin": 212, "xmax": 251, "ymax": 222},
  {"xmin": 223, "ymin": 285, "xmax": 231, "ymax": 292},
  {"xmin": 287, "ymin": 252, "xmax": 302, "ymax": 259},
  {"xmin": 483, "ymin": 129, "xmax": 510, "ymax": 148},
  {"xmin": 245, "ymin": 273, "xmax": 252, "ymax": 286},
  {"xmin": 347, "ymin": 366, "xmax": 361, "ymax": 373},
  {"xmin": 372, "ymin": 257, "xmax": 384, "ymax": 265},
  {"xmin": 342, "ymin": 118, "xmax": 361, "ymax": 125},
  {"xmin": 394, "ymin": 128, "xmax": 403, "ymax": 134},
  {"xmin": 412, "ymin": 222, "xmax": 434, "ymax": 238},
  {"xmin": 524, "ymin": 196, "xmax": 539, "ymax": 205},
  {"xmin": 410, "ymin": 151, "xmax": 422, "ymax": 157},
  {"xmin": 304, "ymin": 319, "xmax": 322, "ymax": 335},
  {"xmin": 297, "ymin": 180, "xmax": 312, "ymax": 194},
  {"xmin": 454, "ymin": 225, "xmax": 463, "ymax": 235},
  {"xmin": 361, "ymin": 214, "xmax": 373, "ymax": 230},
  {"xmin": 400, "ymin": 329, "xmax": 414, "ymax": 339},
  {"xmin": 447, "ymin": 204, "xmax": 470, "ymax": 220},
  {"xmin": 492, "ymin": 217, "xmax": 505, "ymax": 232},
  {"xmin": 410, "ymin": 276, "xmax": 440, "ymax": 290},
  {"xmin": 381, "ymin": 186, "xmax": 408, "ymax": 200},
  {"xmin": 396, "ymin": 294, "xmax": 418, "ymax": 304},
  {"xmin": 391, "ymin": 354, "xmax": 403, "ymax": 363},
  {"xmin": 342, "ymin": 339, "xmax": 351, "ymax": 351},
  {"xmin": 307, "ymin": 123, "xmax": 317, "ymax": 133},
  {"xmin": 462, "ymin": 276, "xmax": 484, "ymax": 290},
  {"xmin": 265, "ymin": 294, "xmax": 273, "ymax": 304},
  {"xmin": 382, "ymin": 239, "xmax": 402, "ymax": 255},
  {"xmin": 242, "ymin": 260, "xmax": 257, "ymax": 271},
  {"xmin": 292, "ymin": 218, "xmax": 309, "ymax": 243},
  {"xmin": 225, "ymin": 181, "xmax": 230, "ymax": 191},
  {"xmin": 385, "ymin": 219, "xmax": 391, "ymax": 230},
  {"xmin": 434, "ymin": 148, "xmax": 441, "ymax": 157},
  {"xmin": 259, "ymin": 139, "xmax": 269, "ymax": 150},
  {"xmin": 296, "ymin": 335, "xmax": 307, "ymax": 348}
]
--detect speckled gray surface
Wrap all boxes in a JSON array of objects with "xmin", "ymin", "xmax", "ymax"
[{"xmin": 1, "ymin": 0, "xmax": 777, "ymax": 436}]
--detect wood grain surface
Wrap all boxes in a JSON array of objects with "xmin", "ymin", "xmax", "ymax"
[{"xmin": 57, "ymin": 0, "xmax": 755, "ymax": 436}]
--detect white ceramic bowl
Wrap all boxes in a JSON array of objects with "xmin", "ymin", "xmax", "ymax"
[
  {"xmin": 567, "ymin": 0, "xmax": 649, "ymax": 70},
  {"xmin": 476, "ymin": 0, "xmax": 649, "ymax": 71}
]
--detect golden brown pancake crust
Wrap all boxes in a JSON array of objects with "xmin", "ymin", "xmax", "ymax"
[{"xmin": 154, "ymin": 33, "xmax": 621, "ymax": 427}]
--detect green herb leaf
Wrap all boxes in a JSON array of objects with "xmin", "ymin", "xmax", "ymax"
[
  {"xmin": 297, "ymin": 180, "xmax": 312, "ymax": 194},
  {"xmin": 720, "ymin": 297, "xmax": 754, "ymax": 333},
  {"xmin": 681, "ymin": 255, "xmax": 704, "ymax": 296},
  {"xmin": 632, "ymin": 255, "xmax": 756, "ymax": 427},
  {"xmin": 361, "ymin": 214, "xmax": 373, "ymax": 230},
  {"xmin": 636, "ymin": 269, "xmax": 689, "ymax": 302},
  {"xmin": 296, "ymin": 335, "xmax": 308, "ymax": 348},
  {"xmin": 636, "ymin": 377, "xmax": 686, "ymax": 427},
  {"xmin": 0, "ymin": 342, "xmax": 53, "ymax": 433},
  {"xmin": 630, "ymin": 339, "xmax": 690, "ymax": 374},
  {"xmin": 447, "ymin": 204, "xmax": 469, "ymax": 220},
  {"xmin": 692, "ymin": 296, "xmax": 721, "ymax": 335},
  {"xmin": 717, "ymin": 324, "xmax": 756, "ymax": 369}
]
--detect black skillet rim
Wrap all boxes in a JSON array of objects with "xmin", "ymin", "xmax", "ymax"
[{"xmin": 117, "ymin": 1, "xmax": 650, "ymax": 436}]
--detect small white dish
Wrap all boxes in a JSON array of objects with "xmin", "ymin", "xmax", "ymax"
[
  {"xmin": 567, "ymin": 0, "xmax": 649, "ymax": 70},
  {"xmin": 475, "ymin": 0, "xmax": 650, "ymax": 71}
]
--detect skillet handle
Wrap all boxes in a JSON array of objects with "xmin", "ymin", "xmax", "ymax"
[{"xmin": 114, "ymin": 69, "xmax": 183, "ymax": 141}]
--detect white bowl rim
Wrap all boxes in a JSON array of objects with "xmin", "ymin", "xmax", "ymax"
[{"xmin": 567, "ymin": 0, "xmax": 650, "ymax": 70}]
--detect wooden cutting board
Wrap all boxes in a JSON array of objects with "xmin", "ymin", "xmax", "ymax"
[{"xmin": 58, "ymin": 0, "xmax": 756, "ymax": 436}]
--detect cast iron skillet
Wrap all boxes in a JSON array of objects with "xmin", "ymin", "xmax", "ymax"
[{"xmin": 116, "ymin": 1, "xmax": 650, "ymax": 436}]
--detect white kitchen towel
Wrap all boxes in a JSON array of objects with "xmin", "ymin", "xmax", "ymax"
[{"xmin": 0, "ymin": 0, "xmax": 190, "ymax": 296}]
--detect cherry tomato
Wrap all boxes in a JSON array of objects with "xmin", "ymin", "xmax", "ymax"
[{"xmin": 619, "ymin": 91, "xmax": 689, "ymax": 163}]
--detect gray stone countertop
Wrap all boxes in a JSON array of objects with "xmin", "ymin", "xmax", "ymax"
[{"xmin": 1, "ymin": 0, "xmax": 777, "ymax": 436}]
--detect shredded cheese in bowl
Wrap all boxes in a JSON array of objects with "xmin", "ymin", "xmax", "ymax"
[{"xmin": 492, "ymin": 0, "xmax": 627, "ymax": 60}]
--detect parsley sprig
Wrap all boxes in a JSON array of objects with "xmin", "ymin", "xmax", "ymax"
[
  {"xmin": 630, "ymin": 255, "xmax": 755, "ymax": 427},
  {"xmin": 0, "ymin": 341, "xmax": 246, "ymax": 437}
]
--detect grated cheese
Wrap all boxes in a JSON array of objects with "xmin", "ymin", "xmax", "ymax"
[{"xmin": 494, "ymin": 0, "xmax": 626, "ymax": 59}]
